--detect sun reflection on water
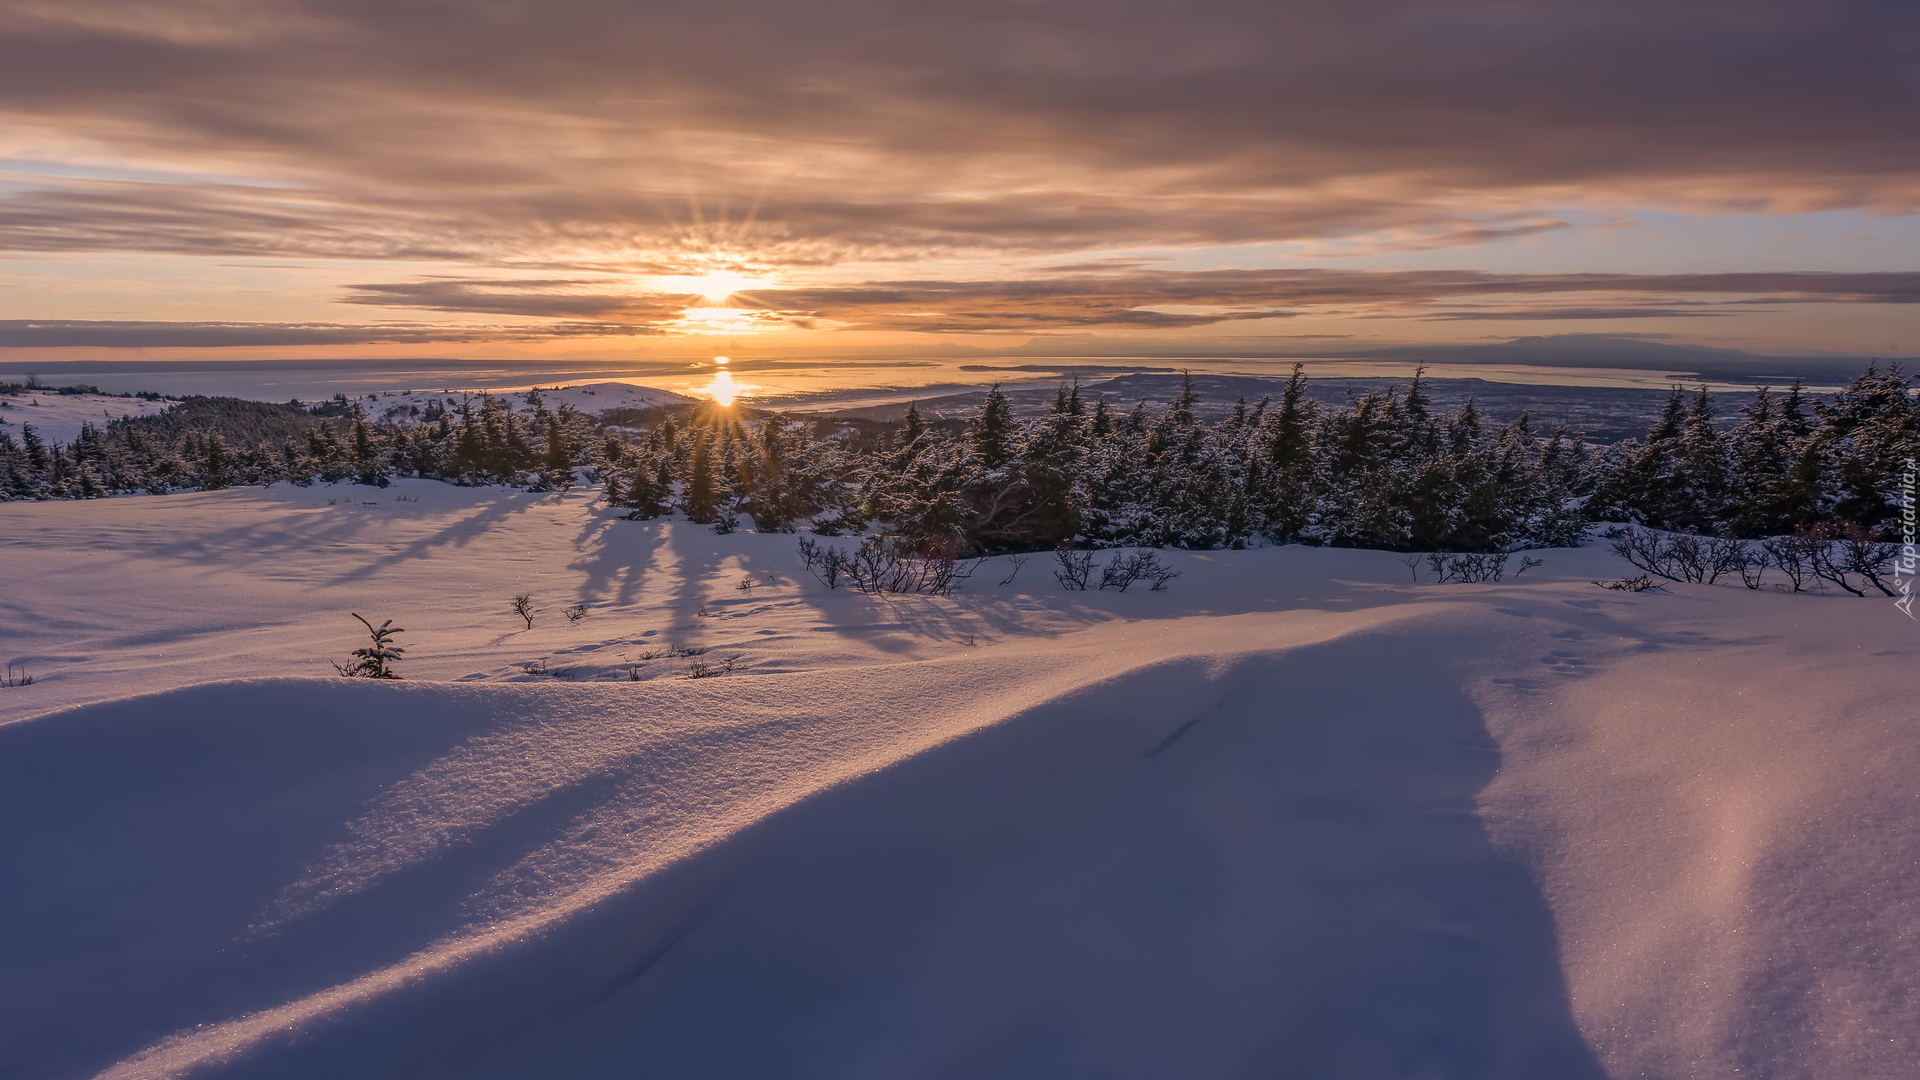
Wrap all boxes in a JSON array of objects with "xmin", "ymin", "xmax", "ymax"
[{"xmin": 700, "ymin": 357, "xmax": 744, "ymax": 406}]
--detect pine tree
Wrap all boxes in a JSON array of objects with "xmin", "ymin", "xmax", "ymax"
[
  {"xmin": 350, "ymin": 411, "xmax": 390, "ymax": 487},
  {"xmin": 969, "ymin": 385, "xmax": 1017, "ymax": 471},
  {"xmin": 682, "ymin": 430, "xmax": 718, "ymax": 523},
  {"xmin": 1814, "ymin": 364, "xmax": 1916, "ymax": 530},
  {"xmin": 1257, "ymin": 364, "xmax": 1317, "ymax": 541},
  {"xmin": 1593, "ymin": 387, "xmax": 1686, "ymax": 527},
  {"xmin": 334, "ymin": 614, "xmax": 405, "ymax": 679},
  {"xmin": 540, "ymin": 412, "xmax": 576, "ymax": 491},
  {"xmin": 1671, "ymin": 387, "xmax": 1729, "ymax": 532}
]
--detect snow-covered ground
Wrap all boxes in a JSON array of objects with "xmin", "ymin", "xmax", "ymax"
[
  {"xmin": 371, "ymin": 382, "xmax": 693, "ymax": 426},
  {"xmin": 0, "ymin": 482, "xmax": 1913, "ymax": 1079},
  {"xmin": 0, "ymin": 391, "xmax": 171, "ymax": 445}
]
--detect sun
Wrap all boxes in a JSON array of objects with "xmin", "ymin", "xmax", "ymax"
[
  {"xmin": 655, "ymin": 269, "xmax": 774, "ymax": 304},
  {"xmin": 699, "ymin": 357, "xmax": 746, "ymax": 406}
]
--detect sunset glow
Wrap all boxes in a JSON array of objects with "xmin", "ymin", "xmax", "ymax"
[
  {"xmin": 653, "ymin": 271, "xmax": 776, "ymax": 305},
  {"xmin": 6, "ymin": 7, "xmax": 1919, "ymax": 1078},
  {"xmin": 676, "ymin": 307, "xmax": 768, "ymax": 335},
  {"xmin": 0, "ymin": 2, "xmax": 1914, "ymax": 362}
]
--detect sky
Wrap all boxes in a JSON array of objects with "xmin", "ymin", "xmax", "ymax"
[{"xmin": 2, "ymin": 0, "xmax": 1919, "ymax": 365}]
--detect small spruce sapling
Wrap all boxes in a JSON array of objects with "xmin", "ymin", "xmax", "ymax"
[{"xmin": 334, "ymin": 613, "xmax": 405, "ymax": 679}]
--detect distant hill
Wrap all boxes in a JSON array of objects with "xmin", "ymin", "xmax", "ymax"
[
  {"xmin": 372, "ymin": 382, "xmax": 695, "ymax": 426},
  {"xmin": 1343, "ymin": 334, "xmax": 1909, "ymax": 381}
]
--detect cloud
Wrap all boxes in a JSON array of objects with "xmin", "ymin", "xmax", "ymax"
[
  {"xmin": 0, "ymin": 319, "xmax": 660, "ymax": 348},
  {"xmin": 1410, "ymin": 306, "xmax": 1739, "ymax": 321},
  {"xmin": 339, "ymin": 279, "xmax": 691, "ymax": 321},
  {"xmin": 0, "ymin": 0, "xmax": 1913, "ymax": 268},
  {"xmin": 317, "ymin": 266, "xmax": 1920, "ymax": 335},
  {"xmin": 727, "ymin": 268, "xmax": 1920, "ymax": 332}
]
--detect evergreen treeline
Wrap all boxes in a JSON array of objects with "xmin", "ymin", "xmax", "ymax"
[
  {"xmin": 0, "ymin": 390, "xmax": 597, "ymax": 498},
  {"xmin": 1587, "ymin": 368, "xmax": 1915, "ymax": 537},
  {"xmin": 4, "ymin": 368, "xmax": 1913, "ymax": 558}
]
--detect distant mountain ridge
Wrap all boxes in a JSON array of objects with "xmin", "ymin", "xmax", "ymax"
[
  {"xmin": 894, "ymin": 333, "xmax": 1914, "ymax": 382},
  {"xmin": 1341, "ymin": 334, "xmax": 1898, "ymax": 380}
]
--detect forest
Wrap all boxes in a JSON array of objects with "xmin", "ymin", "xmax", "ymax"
[{"xmin": 2, "ymin": 367, "xmax": 1913, "ymax": 560}]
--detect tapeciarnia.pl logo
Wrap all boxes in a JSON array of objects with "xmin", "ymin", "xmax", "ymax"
[{"xmin": 1896, "ymin": 457, "xmax": 1916, "ymax": 619}]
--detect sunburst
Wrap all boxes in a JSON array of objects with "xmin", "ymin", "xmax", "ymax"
[{"xmin": 653, "ymin": 268, "xmax": 775, "ymax": 305}]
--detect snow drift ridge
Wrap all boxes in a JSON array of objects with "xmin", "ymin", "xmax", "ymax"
[{"xmin": 3, "ymin": 605, "xmax": 1608, "ymax": 1079}]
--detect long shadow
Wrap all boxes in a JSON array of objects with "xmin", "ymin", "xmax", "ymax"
[
  {"xmin": 565, "ymin": 506, "xmax": 670, "ymax": 611},
  {"xmin": 726, "ymin": 538, "xmax": 1116, "ymax": 649},
  {"xmin": 188, "ymin": 628, "xmax": 1611, "ymax": 1080},
  {"xmin": 560, "ymin": 644, "xmax": 1606, "ymax": 1079},
  {"xmin": 657, "ymin": 520, "xmax": 755, "ymax": 631},
  {"xmin": 102, "ymin": 485, "xmax": 546, "ymax": 588},
  {"xmin": 0, "ymin": 679, "xmax": 552, "ymax": 1080},
  {"xmin": 322, "ymin": 494, "xmax": 543, "ymax": 586}
]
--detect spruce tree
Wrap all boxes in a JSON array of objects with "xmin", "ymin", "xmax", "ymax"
[{"xmin": 682, "ymin": 430, "xmax": 718, "ymax": 523}]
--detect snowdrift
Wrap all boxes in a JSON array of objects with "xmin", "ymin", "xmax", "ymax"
[
  {"xmin": 1, "ymin": 485, "xmax": 1915, "ymax": 1079},
  {"xmin": 6, "ymin": 608, "xmax": 1608, "ymax": 1080}
]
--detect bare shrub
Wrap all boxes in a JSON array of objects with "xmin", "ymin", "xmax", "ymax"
[
  {"xmin": 1663, "ymin": 533, "xmax": 1710, "ymax": 583},
  {"xmin": 687, "ymin": 655, "xmax": 740, "ymax": 679},
  {"xmin": 1758, "ymin": 533, "xmax": 1819, "ymax": 592},
  {"xmin": 998, "ymin": 554, "xmax": 1031, "ymax": 586},
  {"xmin": 1611, "ymin": 526, "xmax": 1681, "ymax": 581},
  {"xmin": 1780, "ymin": 523, "xmax": 1863, "ymax": 596},
  {"xmin": 1836, "ymin": 523, "xmax": 1901, "ymax": 597},
  {"xmin": 798, "ymin": 535, "xmax": 853, "ymax": 589},
  {"xmin": 1099, "ymin": 550, "xmax": 1183, "ymax": 592},
  {"xmin": 1593, "ymin": 575, "xmax": 1661, "ymax": 592},
  {"xmin": 1054, "ymin": 544, "xmax": 1097, "ymax": 590},
  {"xmin": 510, "ymin": 594, "xmax": 535, "ymax": 629},
  {"xmin": 1702, "ymin": 536, "xmax": 1761, "ymax": 586},
  {"xmin": 1785, "ymin": 522, "xmax": 1897, "ymax": 597},
  {"xmin": 333, "ymin": 613, "xmax": 404, "ymax": 679},
  {"xmin": 844, "ymin": 536, "xmax": 972, "ymax": 595},
  {"xmin": 521, "ymin": 657, "xmax": 570, "ymax": 678},
  {"xmin": 819, "ymin": 549, "xmax": 852, "ymax": 589},
  {"xmin": 1, "ymin": 662, "xmax": 32, "ymax": 687},
  {"xmin": 737, "ymin": 575, "xmax": 756, "ymax": 592},
  {"xmin": 1613, "ymin": 527, "xmax": 1766, "ymax": 587},
  {"xmin": 1425, "ymin": 551, "xmax": 1509, "ymax": 583},
  {"xmin": 1514, "ymin": 556, "xmax": 1545, "ymax": 577},
  {"xmin": 563, "ymin": 603, "xmax": 588, "ymax": 625}
]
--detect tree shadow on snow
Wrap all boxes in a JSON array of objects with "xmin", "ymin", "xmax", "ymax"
[{"xmin": 211, "ymin": 627, "xmax": 1612, "ymax": 1080}]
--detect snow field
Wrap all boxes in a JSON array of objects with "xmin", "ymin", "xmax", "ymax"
[
  {"xmin": 0, "ymin": 481, "xmax": 1913, "ymax": 1079},
  {"xmin": 0, "ymin": 391, "xmax": 171, "ymax": 445}
]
